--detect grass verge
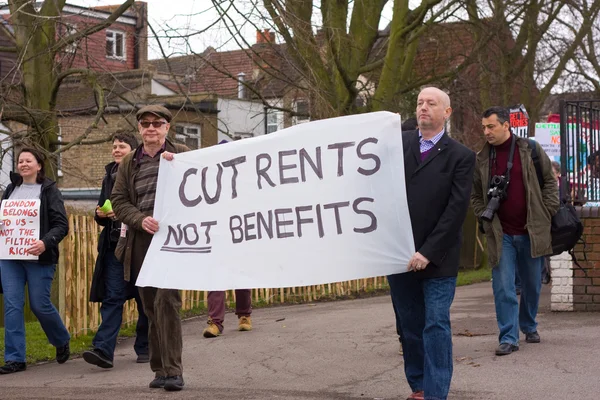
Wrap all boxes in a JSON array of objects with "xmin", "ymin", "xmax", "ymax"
[
  {"xmin": 0, "ymin": 320, "xmax": 139, "ymax": 367},
  {"xmin": 0, "ymin": 267, "xmax": 491, "ymax": 366},
  {"xmin": 0, "ymin": 324, "xmax": 95, "ymax": 366},
  {"xmin": 456, "ymin": 266, "xmax": 492, "ymax": 286}
]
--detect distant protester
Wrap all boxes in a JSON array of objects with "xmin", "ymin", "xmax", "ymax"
[
  {"xmin": 0, "ymin": 148, "xmax": 70, "ymax": 374},
  {"xmin": 84, "ymin": 131, "xmax": 149, "ymax": 369}
]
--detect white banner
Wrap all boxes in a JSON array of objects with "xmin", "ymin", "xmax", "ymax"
[
  {"xmin": 534, "ymin": 123, "xmax": 560, "ymax": 156},
  {"xmin": 137, "ymin": 112, "xmax": 415, "ymax": 290},
  {"xmin": 0, "ymin": 199, "xmax": 40, "ymax": 260}
]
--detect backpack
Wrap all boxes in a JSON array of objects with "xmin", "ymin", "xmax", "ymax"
[{"xmin": 528, "ymin": 139, "xmax": 587, "ymax": 272}]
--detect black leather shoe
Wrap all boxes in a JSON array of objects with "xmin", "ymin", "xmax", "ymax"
[
  {"xmin": 149, "ymin": 376, "xmax": 167, "ymax": 389},
  {"xmin": 83, "ymin": 349, "xmax": 113, "ymax": 368},
  {"xmin": 136, "ymin": 353, "xmax": 150, "ymax": 363},
  {"xmin": 495, "ymin": 343, "xmax": 519, "ymax": 356},
  {"xmin": 56, "ymin": 342, "xmax": 70, "ymax": 364},
  {"xmin": 526, "ymin": 331, "xmax": 541, "ymax": 343},
  {"xmin": 164, "ymin": 375, "xmax": 185, "ymax": 391},
  {"xmin": 0, "ymin": 361, "xmax": 26, "ymax": 374}
]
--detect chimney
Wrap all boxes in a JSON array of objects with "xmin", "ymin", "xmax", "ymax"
[
  {"xmin": 256, "ymin": 28, "xmax": 275, "ymax": 44},
  {"xmin": 237, "ymin": 72, "xmax": 246, "ymax": 99}
]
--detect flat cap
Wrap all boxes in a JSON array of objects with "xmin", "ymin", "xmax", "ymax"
[{"xmin": 136, "ymin": 105, "xmax": 172, "ymax": 122}]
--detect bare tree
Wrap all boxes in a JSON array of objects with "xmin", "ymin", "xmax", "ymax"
[
  {"xmin": 465, "ymin": 0, "xmax": 600, "ymax": 123},
  {"xmin": 0, "ymin": 0, "xmax": 135, "ymax": 179},
  {"xmin": 565, "ymin": 1, "xmax": 600, "ymax": 93},
  {"xmin": 153, "ymin": 0, "xmax": 487, "ymax": 122}
]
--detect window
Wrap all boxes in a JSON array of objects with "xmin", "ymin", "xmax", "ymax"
[
  {"xmin": 106, "ymin": 30, "xmax": 125, "ymax": 59},
  {"xmin": 64, "ymin": 24, "xmax": 78, "ymax": 53},
  {"xmin": 293, "ymin": 100, "xmax": 310, "ymax": 125},
  {"xmin": 266, "ymin": 111, "xmax": 281, "ymax": 134},
  {"xmin": 175, "ymin": 124, "xmax": 201, "ymax": 149}
]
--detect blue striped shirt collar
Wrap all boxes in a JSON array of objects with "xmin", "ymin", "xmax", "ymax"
[{"xmin": 418, "ymin": 129, "xmax": 445, "ymax": 153}]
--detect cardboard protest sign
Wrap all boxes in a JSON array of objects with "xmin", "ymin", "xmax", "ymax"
[
  {"xmin": 534, "ymin": 123, "xmax": 560, "ymax": 157},
  {"xmin": 0, "ymin": 199, "xmax": 40, "ymax": 260},
  {"xmin": 137, "ymin": 111, "xmax": 415, "ymax": 291}
]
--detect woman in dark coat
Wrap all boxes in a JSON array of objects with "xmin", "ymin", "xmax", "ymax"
[
  {"xmin": 0, "ymin": 148, "xmax": 70, "ymax": 374},
  {"xmin": 83, "ymin": 132, "xmax": 149, "ymax": 369}
]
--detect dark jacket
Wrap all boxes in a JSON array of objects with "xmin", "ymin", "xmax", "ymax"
[
  {"xmin": 1, "ymin": 172, "xmax": 69, "ymax": 265},
  {"xmin": 112, "ymin": 139, "xmax": 189, "ymax": 282},
  {"xmin": 89, "ymin": 162, "xmax": 131, "ymax": 302},
  {"xmin": 471, "ymin": 137, "xmax": 559, "ymax": 267},
  {"xmin": 402, "ymin": 130, "xmax": 476, "ymax": 278}
]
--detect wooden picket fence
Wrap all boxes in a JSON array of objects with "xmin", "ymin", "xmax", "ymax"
[{"xmin": 57, "ymin": 215, "xmax": 391, "ymax": 338}]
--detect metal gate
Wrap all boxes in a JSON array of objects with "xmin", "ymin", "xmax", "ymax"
[{"xmin": 559, "ymin": 100, "xmax": 600, "ymax": 204}]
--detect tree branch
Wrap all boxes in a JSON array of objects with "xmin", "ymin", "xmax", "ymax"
[
  {"xmin": 53, "ymin": 79, "xmax": 106, "ymax": 154},
  {"xmin": 49, "ymin": 68, "xmax": 97, "ymax": 111},
  {"xmin": 573, "ymin": 57, "xmax": 600, "ymax": 91},
  {"xmin": 51, "ymin": 134, "xmax": 114, "ymax": 147},
  {"xmin": 535, "ymin": 1, "xmax": 600, "ymax": 110}
]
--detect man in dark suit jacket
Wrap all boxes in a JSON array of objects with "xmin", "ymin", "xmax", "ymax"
[{"xmin": 388, "ymin": 87, "xmax": 475, "ymax": 400}]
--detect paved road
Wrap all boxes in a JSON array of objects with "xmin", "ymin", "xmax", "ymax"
[{"xmin": 1, "ymin": 282, "xmax": 599, "ymax": 399}]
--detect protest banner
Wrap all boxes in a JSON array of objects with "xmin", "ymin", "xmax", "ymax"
[
  {"xmin": 534, "ymin": 123, "xmax": 560, "ymax": 157},
  {"xmin": 0, "ymin": 199, "xmax": 40, "ymax": 260},
  {"xmin": 509, "ymin": 104, "xmax": 529, "ymax": 138},
  {"xmin": 137, "ymin": 111, "xmax": 415, "ymax": 291}
]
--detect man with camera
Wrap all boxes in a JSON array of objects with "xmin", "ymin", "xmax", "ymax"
[{"xmin": 471, "ymin": 107, "xmax": 559, "ymax": 356}]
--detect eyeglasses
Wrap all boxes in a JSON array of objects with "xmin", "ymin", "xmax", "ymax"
[{"xmin": 139, "ymin": 120, "xmax": 167, "ymax": 128}]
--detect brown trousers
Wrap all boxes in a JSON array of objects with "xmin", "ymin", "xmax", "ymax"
[
  {"xmin": 207, "ymin": 289, "xmax": 252, "ymax": 332},
  {"xmin": 139, "ymin": 286, "xmax": 183, "ymax": 377},
  {"xmin": 132, "ymin": 230, "xmax": 183, "ymax": 377}
]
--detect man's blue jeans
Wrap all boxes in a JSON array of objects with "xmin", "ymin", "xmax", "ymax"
[
  {"xmin": 0, "ymin": 260, "xmax": 70, "ymax": 363},
  {"xmin": 492, "ymin": 234, "xmax": 543, "ymax": 345},
  {"xmin": 93, "ymin": 251, "xmax": 148, "ymax": 359},
  {"xmin": 388, "ymin": 273, "xmax": 456, "ymax": 400}
]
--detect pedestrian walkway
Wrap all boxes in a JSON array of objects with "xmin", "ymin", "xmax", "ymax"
[{"xmin": 1, "ymin": 282, "xmax": 599, "ymax": 399}]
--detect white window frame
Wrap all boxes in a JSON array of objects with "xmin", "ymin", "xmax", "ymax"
[
  {"xmin": 175, "ymin": 124, "xmax": 202, "ymax": 149},
  {"xmin": 106, "ymin": 29, "xmax": 126, "ymax": 60},
  {"xmin": 266, "ymin": 110, "xmax": 282, "ymax": 134},
  {"xmin": 64, "ymin": 23, "xmax": 78, "ymax": 53},
  {"xmin": 293, "ymin": 99, "xmax": 310, "ymax": 125}
]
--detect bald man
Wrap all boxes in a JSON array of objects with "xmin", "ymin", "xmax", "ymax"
[{"xmin": 387, "ymin": 87, "xmax": 475, "ymax": 400}]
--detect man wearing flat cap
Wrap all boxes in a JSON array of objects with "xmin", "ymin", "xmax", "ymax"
[{"xmin": 112, "ymin": 105, "xmax": 189, "ymax": 391}]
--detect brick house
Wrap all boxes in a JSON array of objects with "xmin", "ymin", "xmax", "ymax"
[
  {"xmin": 149, "ymin": 29, "xmax": 309, "ymax": 142},
  {"xmin": 0, "ymin": 2, "xmax": 218, "ymax": 200},
  {"xmin": 53, "ymin": 68, "xmax": 218, "ymax": 191},
  {"xmin": 53, "ymin": 2, "xmax": 149, "ymax": 73},
  {"xmin": 0, "ymin": 2, "xmax": 148, "ymax": 75}
]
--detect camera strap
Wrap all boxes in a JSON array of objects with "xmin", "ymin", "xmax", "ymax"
[{"xmin": 489, "ymin": 134, "xmax": 517, "ymax": 184}]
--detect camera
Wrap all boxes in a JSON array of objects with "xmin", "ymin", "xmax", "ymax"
[{"xmin": 481, "ymin": 175, "xmax": 508, "ymax": 222}]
